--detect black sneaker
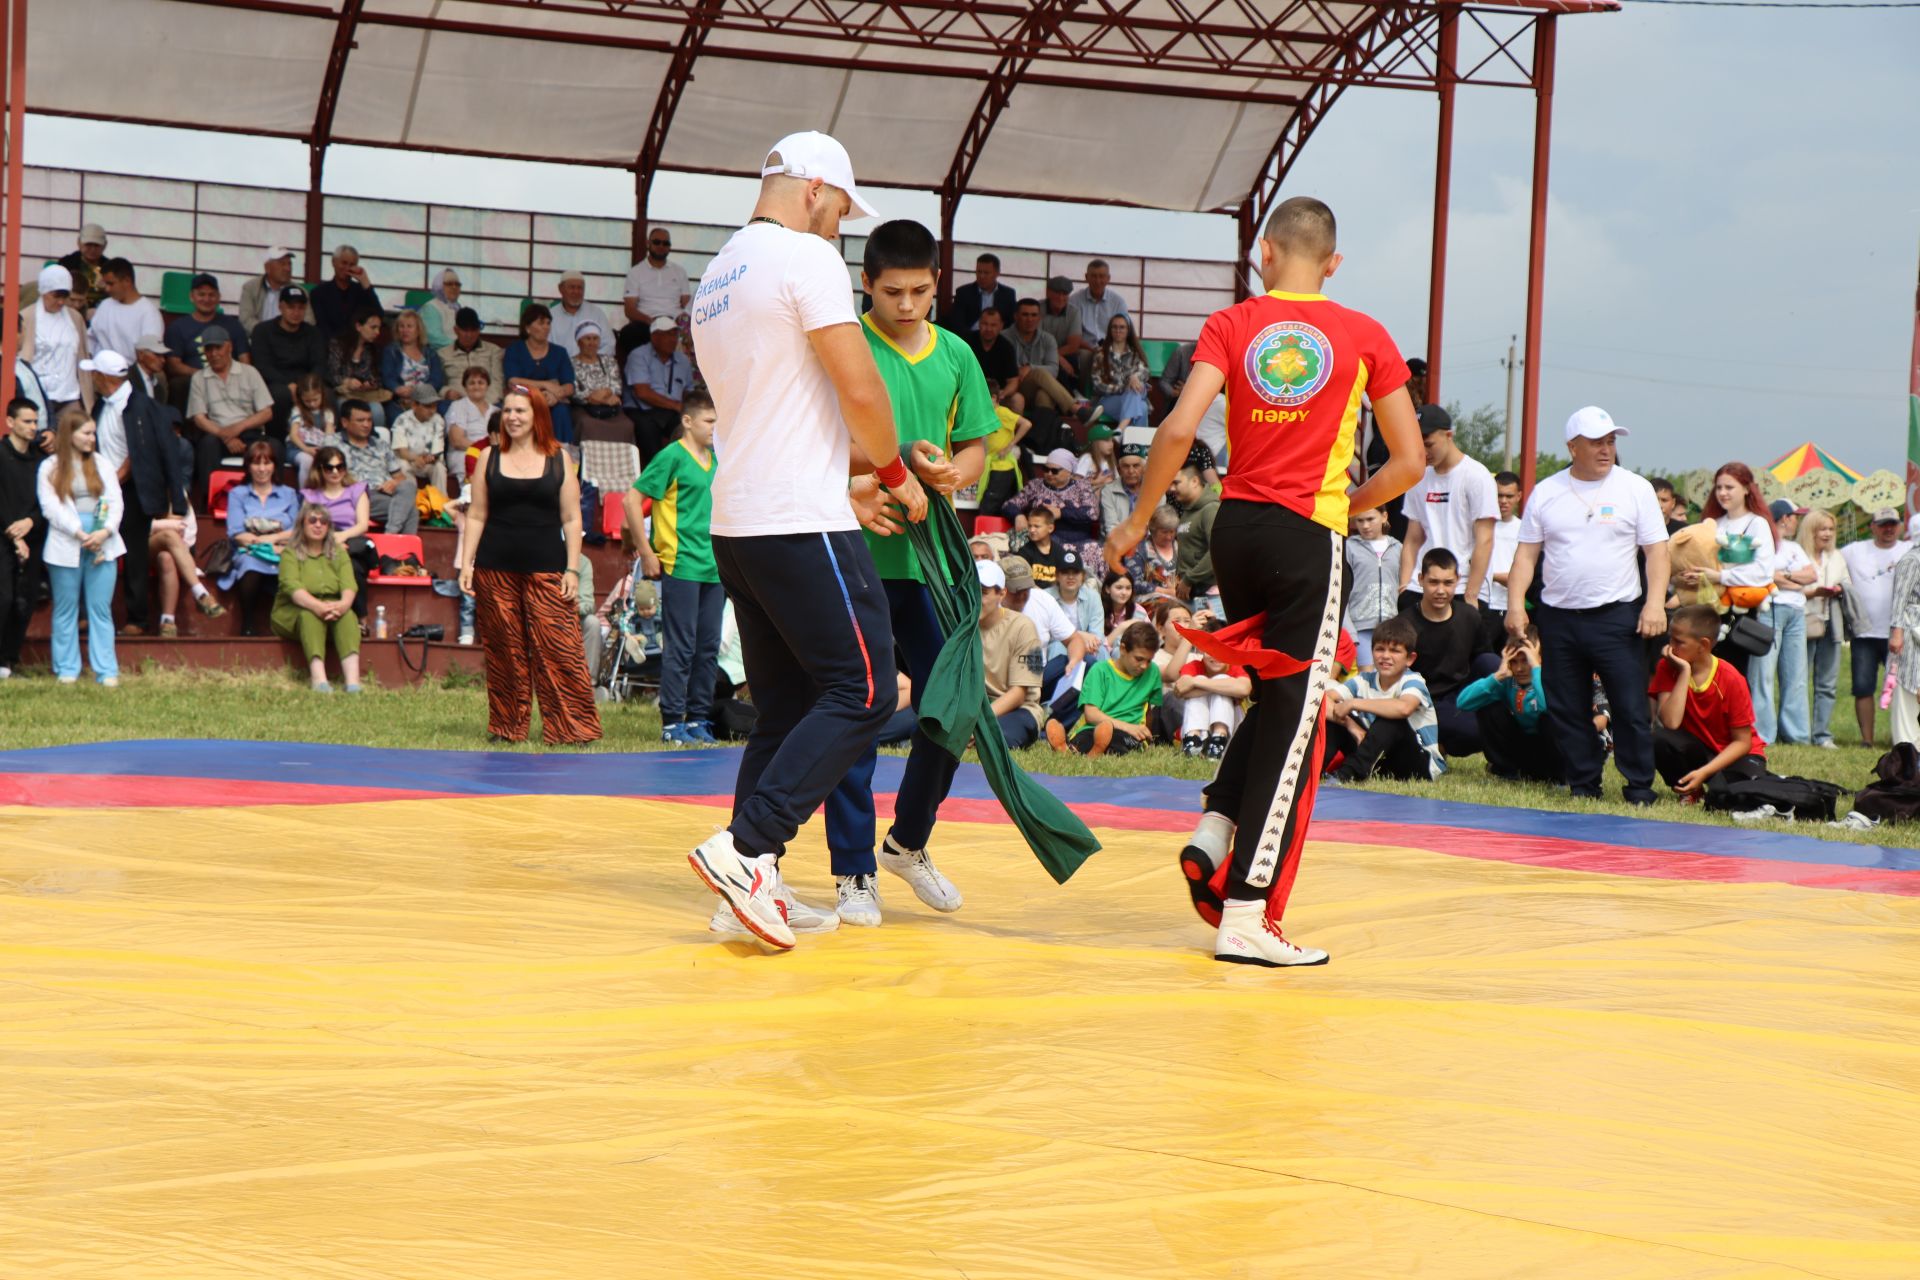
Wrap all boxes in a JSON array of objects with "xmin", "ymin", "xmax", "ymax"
[{"xmin": 1204, "ymin": 733, "xmax": 1229, "ymax": 759}]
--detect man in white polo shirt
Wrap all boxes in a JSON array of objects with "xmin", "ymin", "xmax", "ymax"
[
  {"xmin": 683, "ymin": 130, "xmax": 928, "ymax": 954},
  {"xmin": 1504, "ymin": 406, "xmax": 1670, "ymax": 805},
  {"xmin": 1399, "ymin": 403, "xmax": 1496, "ymax": 607}
]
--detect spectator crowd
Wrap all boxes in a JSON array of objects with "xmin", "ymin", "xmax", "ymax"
[{"xmin": 4, "ymin": 221, "xmax": 1914, "ymax": 828}]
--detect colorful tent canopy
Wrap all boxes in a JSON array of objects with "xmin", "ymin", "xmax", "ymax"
[{"xmin": 1769, "ymin": 441, "xmax": 1863, "ymax": 485}]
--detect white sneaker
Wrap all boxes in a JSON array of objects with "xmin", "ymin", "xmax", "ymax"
[
  {"xmin": 1831, "ymin": 809, "xmax": 1880, "ymax": 831},
  {"xmin": 0, "ymin": 666, "xmax": 11, "ymax": 679},
  {"xmin": 878, "ymin": 834, "xmax": 963, "ymax": 913},
  {"xmin": 764, "ymin": 858, "xmax": 839, "ymax": 934},
  {"xmin": 1728, "ymin": 804, "xmax": 1780, "ymax": 824},
  {"xmin": 458, "ymin": 630, "xmax": 475, "ymax": 646},
  {"xmin": 57, "ymin": 675, "xmax": 78, "ymax": 685},
  {"xmin": 1214, "ymin": 902, "xmax": 1330, "ymax": 968},
  {"xmin": 835, "ymin": 874, "xmax": 883, "ymax": 927},
  {"xmin": 99, "ymin": 676, "xmax": 120, "ymax": 688},
  {"xmin": 687, "ymin": 832, "xmax": 794, "ymax": 952}
]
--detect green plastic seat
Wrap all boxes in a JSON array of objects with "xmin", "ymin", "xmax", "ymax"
[
  {"xmin": 1139, "ymin": 338, "xmax": 1181, "ymax": 378},
  {"xmin": 159, "ymin": 271, "xmax": 196, "ymax": 315},
  {"xmin": 403, "ymin": 289, "xmax": 433, "ymax": 310}
]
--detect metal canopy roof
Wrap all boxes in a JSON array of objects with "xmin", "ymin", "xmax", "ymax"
[{"xmin": 28, "ymin": 0, "xmax": 1611, "ymax": 221}]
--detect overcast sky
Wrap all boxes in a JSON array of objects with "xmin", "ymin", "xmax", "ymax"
[{"xmin": 27, "ymin": 3, "xmax": 1920, "ymax": 477}]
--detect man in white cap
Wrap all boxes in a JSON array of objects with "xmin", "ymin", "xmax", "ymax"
[
  {"xmin": 549, "ymin": 270, "xmax": 611, "ymax": 358},
  {"xmin": 1503, "ymin": 405, "xmax": 1670, "ymax": 805},
  {"xmin": 59, "ymin": 223, "xmax": 110, "ymax": 314},
  {"xmin": 976, "ymin": 556, "xmax": 1047, "ymax": 748},
  {"xmin": 682, "ymin": 129, "xmax": 925, "ymax": 954},
  {"xmin": 86, "ymin": 348, "xmax": 190, "ymax": 635},
  {"xmin": 239, "ymin": 247, "xmax": 303, "ymax": 332},
  {"xmin": 20, "ymin": 264, "xmax": 95, "ymax": 416},
  {"xmin": 623, "ymin": 314, "xmax": 690, "ymax": 464}
]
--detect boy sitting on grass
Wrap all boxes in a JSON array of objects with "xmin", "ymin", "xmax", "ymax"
[
  {"xmin": 1649, "ymin": 603, "xmax": 1766, "ymax": 803},
  {"xmin": 1323, "ymin": 614, "xmax": 1446, "ymax": 783},
  {"xmin": 1047, "ymin": 620, "xmax": 1162, "ymax": 757},
  {"xmin": 1457, "ymin": 625, "xmax": 1562, "ymax": 783}
]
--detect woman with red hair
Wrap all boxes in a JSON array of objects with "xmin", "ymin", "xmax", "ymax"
[
  {"xmin": 457, "ymin": 386, "xmax": 601, "ymax": 744},
  {"xmin": 1679, "ymin": 461, "xmax": 1778, "ymax": 685}
]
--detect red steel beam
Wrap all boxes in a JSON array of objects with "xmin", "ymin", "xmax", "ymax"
[
  {"xmin": 1425, "ymin": 4, "xmax": 1458, "ymax": 402},
  {"xmin": 632, "ymin": 0, "xmax": 724, "ymax": 254},
  {"xmin": 1519, "ymin": 12, "xmax": 1555, "ymax": 494},
  {"xmin": 307, "ymin": 0, "xmax": 367, "ymax": 286},
  {"xmin": 938, "ymin": 0, "xmax": 1085, "ymax": 312},
  {"xmin": 0, "ymin": 0, "xmax": 21, "ymax": 409}
]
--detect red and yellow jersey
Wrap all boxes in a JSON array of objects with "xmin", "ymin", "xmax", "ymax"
[{"xmin": 1194, "ymin": 290, "xmax": 1409, "ymax": 533}]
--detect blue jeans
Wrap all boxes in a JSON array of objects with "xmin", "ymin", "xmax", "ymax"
[
  {"xmin": 47, "ymin": 557, "xmax": 121, "ymax": 681},
  {"xmin": 1098, "ymin": 388, "xmax": 1149, "ymax": 426},
  {"xmin": 824, "ymin": 579, "xmax": 955, "ymax": 877},
  {"xmin": 1809, "ymin": 629, "xmax": 1842, "ymax": 745},
  {"xmin": 1755, "ymin": 605, "xmax": 1809, "ymax": 744},
  {"xmin": 658, "ymin": 575, "xmax": 725, "ymax": 723},
  {"xmin": 1746, "ymin": 603, "xmax": 1780, "ymax": 743}
]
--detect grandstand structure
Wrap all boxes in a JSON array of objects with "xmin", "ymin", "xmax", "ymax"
[{"xmin": 1, "ymin": 0, "xmax": 1615, "ymax": 487}]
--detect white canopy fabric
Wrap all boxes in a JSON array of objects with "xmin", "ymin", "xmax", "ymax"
[{"xmin": 26, "ymin": 0, "xmax": 1421, "ymax": 214}]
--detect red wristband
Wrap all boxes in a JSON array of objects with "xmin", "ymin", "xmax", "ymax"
[{"xmin": 874, "ymin": 455, "xmax": 910, "ymax": 489}]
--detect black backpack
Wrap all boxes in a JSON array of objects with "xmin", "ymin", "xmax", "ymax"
[
  {"xmin": 1705, "ymin": 773, "xmax": 1849, "ymax": 821},
  {"xmin": 1852, "ymin": 744, "xmax": 1920, "ymax": 825}
]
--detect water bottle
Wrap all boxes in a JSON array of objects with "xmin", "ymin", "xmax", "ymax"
[{"xmin": 375, "ymin": 605, "xmax": 389, "ymax": 640}]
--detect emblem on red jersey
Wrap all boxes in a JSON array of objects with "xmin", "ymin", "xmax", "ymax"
[{"xmin": 1245, "ymin": 321, "xmax": 1333, "ymax": 407}]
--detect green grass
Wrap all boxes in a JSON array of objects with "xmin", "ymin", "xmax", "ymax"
[{"xmin": 3, "ymin": 664, "xmax": 1910, "ymax": 849}]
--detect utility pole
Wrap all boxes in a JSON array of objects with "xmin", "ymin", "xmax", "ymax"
[{"xmin": 1501, "ymin": 335, "xmax": 1518, "ymax": 473}]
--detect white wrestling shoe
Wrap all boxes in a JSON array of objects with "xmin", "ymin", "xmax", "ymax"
[
  {"xmin": 835, "ymin": 874, "xmax": 884, "ymax": 927},
  {"xmin": 878, "ymin": 834, "xmax": 962, "ymax": 913},
  {"xmin": 708, "ymin": 857, "xmax": 840, "ymax": 935},
  {"xmin": 687, "ymin": 832, "xmax": 794, "ymax": 952},
  {"xmin": 1214, "ymin": 901, "xmax": 1329, "ymax": 968}
]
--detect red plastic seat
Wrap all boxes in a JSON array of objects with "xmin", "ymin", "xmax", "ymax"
[
  {"xmin": 601, "ymin": 495, "xmax": 626, "ymax": 538},
  {"xmin": 971, "ymin": 515, "xmax": 1012, "ymax": 536},
  {"xmin": 367, "ymin": 532, "xmax": 432, "ymax": 586},
  {"xmin": 208, "ymin": 470, "xmax": 245, "ymax": 519}
]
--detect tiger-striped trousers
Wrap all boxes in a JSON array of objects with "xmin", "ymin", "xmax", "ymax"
[{"xmin": 473, "ymin": 568, "xmax": 603, "ymax": 746}]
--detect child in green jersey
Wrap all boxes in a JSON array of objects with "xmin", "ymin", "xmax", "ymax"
[
  {"xmin": 820, "ymin": 220, "xmax": 999, "ymax": 929},
  {"xmin": 1046, "ymin": 620, "xmax": 1163, "ymax": 757},
  {"xmin": 633, "ymin": 387, "xmax": 721, "ymax": 744}
]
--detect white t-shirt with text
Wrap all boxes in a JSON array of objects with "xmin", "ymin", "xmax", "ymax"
[
  {"xmin": 1404, "ymin": 454, "xmax": 1497, "ymax": 591},
  {"xmin": 1516, "ymin": 466, "xmax": 1668, "ymax": 610},
  {"xmin": 693, "ymin": 222, "xmax": 859, "ymax": 538}
]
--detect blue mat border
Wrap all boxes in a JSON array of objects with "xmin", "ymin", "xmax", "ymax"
[{"xmin": 1, "ymin": 739, "xmax": 1914, "ymax": 874}]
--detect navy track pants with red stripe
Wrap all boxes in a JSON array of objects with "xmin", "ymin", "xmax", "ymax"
[{"xmin": 714, "ymin": 529, "xmax": 898, "ymax": 860}]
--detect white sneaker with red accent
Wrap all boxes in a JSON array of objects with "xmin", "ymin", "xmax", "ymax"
[
  {"xmin": 1214, "ymin": 901, "xmax": 1329, "ymax": 968},
  {"xmin": 705, "ymin": 858, "xmax": 840, "ymax": 936},
  {"xmin": 687, "ymin": 832, "xmax": 794, "ymax": 952}
]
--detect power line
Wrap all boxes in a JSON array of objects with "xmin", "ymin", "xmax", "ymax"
[{"xmin": 1630, "ymin": 0, "xmax": 1920, "ymax": 7}]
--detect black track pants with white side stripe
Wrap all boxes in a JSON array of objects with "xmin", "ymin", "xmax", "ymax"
[{"xmin": 1201, "ymin": 500, "xmax": 1347, "ymax": 918}]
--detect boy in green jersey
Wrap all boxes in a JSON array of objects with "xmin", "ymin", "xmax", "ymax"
[
  {"xmin": 823, "ymin": 220, "xmax": 998, "ymax": 928},
  {"xmin": 632, "ymin": 387, "xmax": 721, "ymax": 744},
  {"xmin": 1047, "ymin": 621, "xmax": 1164, "ymax": 757}
]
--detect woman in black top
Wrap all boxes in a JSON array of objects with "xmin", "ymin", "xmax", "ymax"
[{"xmin": 457, "ymin": 387, "xmax": 601, "ymax": 745}]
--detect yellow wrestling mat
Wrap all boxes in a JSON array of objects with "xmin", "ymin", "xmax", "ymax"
[{"xmin": 5, "ymin": 794, "xmax": 1920, "ymax": 1278}]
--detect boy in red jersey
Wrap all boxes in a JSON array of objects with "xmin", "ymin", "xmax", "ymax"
[{"xmin": 1105, "ymin": 196, "xmax": 1424, "ymax": 968}]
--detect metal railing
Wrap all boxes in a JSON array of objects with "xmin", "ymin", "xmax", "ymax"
[{"xmin": 12, "ymin": 166, "xmax": 1234, "ymax": 344}]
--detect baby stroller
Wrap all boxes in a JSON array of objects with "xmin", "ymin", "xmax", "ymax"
[{"xmin": 594, "ymin": 579, "xmax": 663, "ymax": 703}]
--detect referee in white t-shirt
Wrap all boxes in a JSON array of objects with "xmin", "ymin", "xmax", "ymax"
[
  {"xmin": 1503, "ymin": 407, "xmax": 1670, "ymax": 805},
  {"xmin": 682, "ymin": 132, "xmax": 928, "ymax": 952}
]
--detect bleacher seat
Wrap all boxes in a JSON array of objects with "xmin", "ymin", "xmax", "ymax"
[
  {"xmin": 404, "ymin": 289, "xmax": 433, "ymax": 309},
  {"xmin": 601, "ymin": 495, "xmax": 626, "ymax": 539},
  {"xmin": 972, "ymin": 515, "xmax": 1012, "ymax": 537},
  {"xmin": 160, "ymin": 271, "xmax": 196, "ymax": 315},
  {"xmin": 367, "ymin": 533, "xmax": 432, "ymax": 586},
  {"xmin": 207, "ymin": 471, "xmax": 245, "ymax": 519},
  {"xmin": 1139, "ymin": 339, "xmax": 1180, "ymax": 377}
]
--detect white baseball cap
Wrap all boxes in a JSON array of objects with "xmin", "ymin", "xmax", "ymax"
[
  {"xmin": 976, "ymin": 558, "xmax": 1007, "ymax": 590},
  {"xmin": 79, "ymin": 351, "xmax": 131, "ymax": 377},
  {"xmin": 649, "ymin": 315, "xmax": 679, "ymax": 334},
  {"xmin": 760, "ymin": 131, "xmax": 880, "ymax": 220},
  {"xmin": 265, "ymin": 245, "xmax": 294, "ymax": 261},
  {"xmin": 1564, "ymin": 405, "xmax": 1630, "ymax": 443}
]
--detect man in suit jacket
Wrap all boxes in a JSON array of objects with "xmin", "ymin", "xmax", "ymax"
[
  {"xmin": 90, "ymin": 353, "xmax": 188, "ymax": 634},
  {"xmin": 944, "ymin": 252, "xmax": 1017, "ymax": 335}
]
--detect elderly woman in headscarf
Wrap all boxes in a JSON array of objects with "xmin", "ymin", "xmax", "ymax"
[
  {"xmin": 570, "ymin": 321, "xmax": 624, "ymax": 415},
  {"xmin": 20, "ymin": 264, "xmax": 95, "ymax": 416},
  {"xmin": 1002, "ymin": 446, "xmax": 1104, "ymax": 578},
  {"xmin": 421, "ymin": 268, "xmax": 463, "ymax": 350}
]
